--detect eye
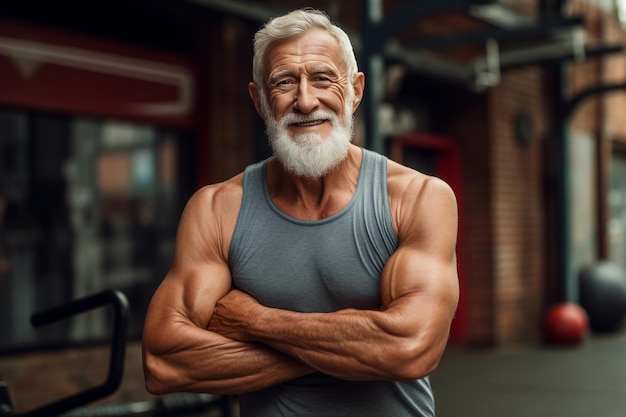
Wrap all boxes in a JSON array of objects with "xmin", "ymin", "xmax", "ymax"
[
  {"xmin": 312, "ymin": 76, "xmax": 332, "ymax": 87},
  {"xmin": 271, "ymin": 78, "xmax": 296, "ymax": 91}
]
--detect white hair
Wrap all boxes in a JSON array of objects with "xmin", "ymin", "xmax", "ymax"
[{"xmin": 252, "ymin": 8, "xmax": 359, "ymax": 97}]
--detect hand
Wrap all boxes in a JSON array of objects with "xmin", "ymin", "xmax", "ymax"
[{"xmin": 208, "ymin": 289, "xmax": 260, "ymax": 341}]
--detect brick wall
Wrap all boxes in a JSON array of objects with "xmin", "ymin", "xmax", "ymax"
[
  {"xmin": 489, "ymin": 67, "xmax": 548, "ymax": 345},
  {"xmin": 457, "ymin": 97, "xmax": 497, "ymax": 346},
  {"xmin": 435, "ymin": 89, "xmax": 495, "ymax": 345},
  {"xmin": 441, "ymin": 67, "xmax": 550, "ymax": 346},
  {"xmin": 450, "ymin": 0, "xmax": 626, "ymax": 347}
]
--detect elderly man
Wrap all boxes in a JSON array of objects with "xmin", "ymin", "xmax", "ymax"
[{"xmin": 142, "ymin": 8, "xmax": 459, "ymax": 417}]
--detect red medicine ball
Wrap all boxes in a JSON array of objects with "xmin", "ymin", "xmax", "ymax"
[{"xmin": 544, "ymin": 302, "xmax": 589, "ymax": 345}]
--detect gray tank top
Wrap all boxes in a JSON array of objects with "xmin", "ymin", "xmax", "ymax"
[{"xmin": 228, "ymin": 148, "xmax": 435, "ymax": 417}]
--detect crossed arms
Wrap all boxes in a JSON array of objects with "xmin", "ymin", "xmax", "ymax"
[{"xmin": 142, "ymin": 165, "xmax": 459, "ymax": 395}]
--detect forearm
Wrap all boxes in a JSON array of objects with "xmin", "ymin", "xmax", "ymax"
[
  {"xmin": 209, "ymin": 243, "xmax": 459, "ymax": 382},
  {"xmin": 256, "ymin": 312, "xmax": 385, "ymax": 379},
  {"xmin": 238, "ymin": 303, "xmax": 428, "ymax": 381},
  {"xmin": 143, "ymin": 322, "xmax": 314, "ymax": 395}
]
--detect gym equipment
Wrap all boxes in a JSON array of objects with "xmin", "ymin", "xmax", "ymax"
[
  {"xmin": 0, "ymin": 291, "xmax": 232, "ymax": 417},
  {"xmin": 1, "ymin": 290, "xmax": 129, "ymax": 417},
  {"xmin": 544, "ymin": 302, "xmax": 588, "ymax": 345},
  {"xmin": 579, "ymin": 261, "xmax": 626, "ymax": 332}
]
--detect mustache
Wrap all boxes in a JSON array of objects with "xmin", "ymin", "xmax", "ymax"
[{"xmin": 279, "ymin": 110, "xmax": 339, "ymax": 127}]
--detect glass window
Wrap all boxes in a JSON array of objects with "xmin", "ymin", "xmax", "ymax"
[
  {"xmin": 569, "ymin": 129, "xmax": 597, "ymax": 277},
  {"xmin": 0, "ymin": 109, "xmax": 194, "ymax": 352}
]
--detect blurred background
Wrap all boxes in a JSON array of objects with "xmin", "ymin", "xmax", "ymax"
[{"xmin": 1, "ymin": 0, "xmax": 626, "ymax": 416}]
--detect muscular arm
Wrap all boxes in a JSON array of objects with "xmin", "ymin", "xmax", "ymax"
[
  {"xmin": 209, "ymin": 168, "xmax": 460, "ymax": 381},
  {"xmin": 142, "ymin": 180, "xmax": 313, "ymax": 396}
]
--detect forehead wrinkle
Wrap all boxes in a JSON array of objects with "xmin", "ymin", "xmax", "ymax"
[
  {"xmin": 268, "ymin": 63, "xmax": 338, "ymax": 86},
  {"xmin": 265, "ymin": 30, "xmax": 346, "ymax": 79}
]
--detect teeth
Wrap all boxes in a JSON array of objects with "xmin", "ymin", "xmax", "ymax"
[{"xmin": 295, "ymin": 120, "xmax": 324, "ymax": 127}]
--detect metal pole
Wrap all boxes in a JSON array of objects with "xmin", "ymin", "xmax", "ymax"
[
  {"xmin": 361, "ymin": 0, "xmax": 386, "ymax": 154},
  {"xmin": 556, "ymin": 0, "xmax": 574, "ymax": 302}
]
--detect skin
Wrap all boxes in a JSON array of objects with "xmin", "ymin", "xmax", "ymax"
[{"xmin": 142, "ymin": 28, "xmax": 459, "ymax": 396}]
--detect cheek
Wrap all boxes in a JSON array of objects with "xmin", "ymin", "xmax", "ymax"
[
  {"xmin": 270, "ymin": 89, "xmax": 295, "ymax": 104},
  {"xmin": 267, "ymin": 93, "xmax": 291, "ymax": 117},
  {"xmin": 326, "ymin": 86, "xmax": 349, "ymax": 112}
]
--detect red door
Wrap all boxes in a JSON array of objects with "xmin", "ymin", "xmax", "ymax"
[{"xmin": 389, "ymin": 134, "xmax": 466, "ymax": 343}]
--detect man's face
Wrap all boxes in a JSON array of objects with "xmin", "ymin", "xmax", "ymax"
[{"xmin": 256, "ymin": 29, "xmax": 361, "ymax": 178}]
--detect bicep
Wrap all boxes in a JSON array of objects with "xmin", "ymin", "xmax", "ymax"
[
  {"xmin": 143, "ymin": 253, "xmax": 232, "ymax": 361},
  {"xmin": 144, "ymin": 189, "xmax": 233, "ymax": 339},
  {"xmin": 146, "ymin": 262, "xmax": 231, "ymax": 332},
  {"xmin": 380, "ymin": 176, "xmax": 459, "ymax": 332}
]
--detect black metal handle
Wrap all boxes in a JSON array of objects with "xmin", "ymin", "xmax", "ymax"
[{"xmin": 15, "ymin": 290, "xmax": 129, "ymax": 417}]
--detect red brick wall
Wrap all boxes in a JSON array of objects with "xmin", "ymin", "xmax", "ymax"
[
  {"xmin": 458, "ymin": 100, "xmax": 497, "ymax": 346},
  {"xmin": 448, "ymin": 0, "xmax": 626, "ymax": 347},
  {"xmin": 436, "ymin": 89, "xmax": 494, "ymax": 345},
  {"xmin": 442, "ymin": 66, "xmax": 549, "ymax": 347},
  {"xmin": 489, "ymin": 67, "xmax": 548, "ymax": 345}
]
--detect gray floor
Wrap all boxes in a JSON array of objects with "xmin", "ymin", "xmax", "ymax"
[
  {"xmin": 430, "ymin": 332, "xmax": 626, "ymax": 417},
  {"xmin": 116, "ymin": 331, "xmax": 626, "ymax": 417}
]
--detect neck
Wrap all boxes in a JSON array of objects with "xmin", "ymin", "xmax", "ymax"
[{"xmin": 267, "ymin": 145, "xmax": 362, "ymax": 220}]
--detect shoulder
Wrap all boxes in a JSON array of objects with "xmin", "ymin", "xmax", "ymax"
[
  {"xmin": 386, "ymin": 159, "xmax": 458, "ymax": 242},
  {"xmin": 189, "ymin": 173, "xmax": 244, "ymax": 216},
  {"xmin": 177, "ymin": 173, "xmax": 244, "ymax": 259},
  {"xmin": 386, "ymin": 159, "xmax": 456, "ymax": 203}
]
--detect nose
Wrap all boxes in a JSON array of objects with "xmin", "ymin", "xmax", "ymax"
[{"xmin": 293, "ymin": 78, "xmax": 319, "ymax": 114}]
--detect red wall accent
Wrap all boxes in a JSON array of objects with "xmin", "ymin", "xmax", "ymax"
[
  {"xmin": 390, "ymin": 134, "xmax": 467, "ymax": 343},
  {"xmin": 0, "ymin": 18, "xmax": 195, "ymax": 128}
]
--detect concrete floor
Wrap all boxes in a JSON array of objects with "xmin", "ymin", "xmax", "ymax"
[
  {"xmin": 430, "ymin": 331, "xmax": 626, "ymax": 417},
  {"xmin": 60, "ymin": 331, "xmax": 626, "ymax": 417}
]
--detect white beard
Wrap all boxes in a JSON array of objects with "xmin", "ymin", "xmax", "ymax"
[{"xmin": 261, "ymin": 95, "xmax": 355, "ymax": 179}]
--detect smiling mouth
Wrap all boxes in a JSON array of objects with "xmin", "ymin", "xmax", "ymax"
[{"xmin": 291, "ymin": 119, "xmax": 326, "ymax": 127}]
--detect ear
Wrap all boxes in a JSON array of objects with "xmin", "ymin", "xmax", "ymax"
[
  {"xmin": 249, "ymin": 82, "xmax": 265, "ymax": 119},
  {"xmin": 351, "ymin": 72, "xmax": 365, "ymax": 113}
]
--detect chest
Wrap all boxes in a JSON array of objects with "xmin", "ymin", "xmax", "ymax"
[{"xmin": 230, "ymin": 217, "xmax": 385, "ymax": 313}]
